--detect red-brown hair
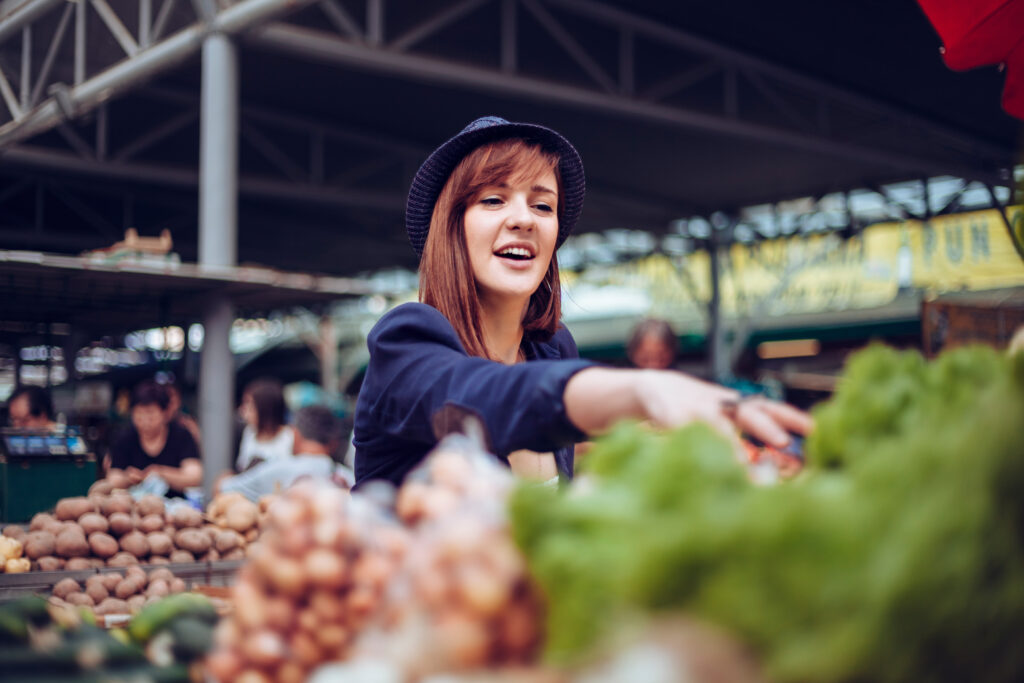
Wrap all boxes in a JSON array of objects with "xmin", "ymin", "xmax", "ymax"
[{"xmin": 419, "ymin": 139, "xmax": 563, "ymax": 361}]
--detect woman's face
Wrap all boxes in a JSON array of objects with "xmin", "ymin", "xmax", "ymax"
[
  {"xmin": 630, "ymin": 333, "xmax": 676, "ymax": 370},
  {"xmin": 239, "ymin": 393, "xmax": 256, "ymax": 427},
  {"xmin": 132, "ymin": 403, "xmax": 168, "ymax": 438},
  {"xmin": 463, "ymin": 168, "xmax": 559, "ymax": 308}
]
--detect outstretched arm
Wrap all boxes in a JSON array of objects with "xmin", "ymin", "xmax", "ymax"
[{"xmin": 565, "ymin": 368, "xmax": 812, "ymax": 446}]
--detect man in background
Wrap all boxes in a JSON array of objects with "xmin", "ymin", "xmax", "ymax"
[
  {"xmin": 7, "ymin": 386, "xmax": 57, "ymax": 431},
  {"xmin": 217, "ymin": 405, "xmax": 353, "ymax": 501}
]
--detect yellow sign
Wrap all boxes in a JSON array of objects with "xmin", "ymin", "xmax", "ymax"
[{"xmin": 567, "ymin": 207, "xmax": 1024, "ymax": 320}]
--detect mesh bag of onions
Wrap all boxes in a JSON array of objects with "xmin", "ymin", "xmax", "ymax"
[
  {"xmin": 205, "ymin": 480, "xmax": 409, "ymax": 683},
  {"xmin": 343, "ymin": 435, "xmax": 546, "ymax": 680}
]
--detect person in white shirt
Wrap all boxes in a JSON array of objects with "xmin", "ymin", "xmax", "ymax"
[
  {"xmin": 235, "ymin": 378, "xmax": 295, "ymax": 471},
  {"xmin": 218, "ymin": 405, "xmax": 353, "ymax": 501}
]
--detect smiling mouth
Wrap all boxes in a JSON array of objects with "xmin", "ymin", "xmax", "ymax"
[{"xmin": 495, "ymin": 246, "xmax": 535, "ymax": 261}]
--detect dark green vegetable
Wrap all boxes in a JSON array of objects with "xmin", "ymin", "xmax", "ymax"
[{"xmin": 511, "ymin": 345, "xmax": 1024, "ymax": 682}]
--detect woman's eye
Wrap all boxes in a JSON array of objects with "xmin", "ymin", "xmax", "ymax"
[
  {"xmin": 480, "ymin": 197, "xmax": 503, "ymax": 206},
  {"xmin": 534, "ymin": 203, "xmax": 554, "ymax": 213}
]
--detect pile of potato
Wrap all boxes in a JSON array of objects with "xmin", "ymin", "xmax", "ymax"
[
  {"xmin": 0, "ymin": 535, "xmax": 29, "ymax": 573},
  {"xmin": 1, "ymin": 487, "xmax": 259, "ymax": 571},
  {"xmin": 50, "ymin": 566, "xmax": 188, "ymax": 617},
  {"xmin": 205, "ymin": 481, "xmax": 409, "ymax": 683}
]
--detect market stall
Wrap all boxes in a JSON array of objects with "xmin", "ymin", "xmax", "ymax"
[{"xmin": 1, "ymin": 341, "xmax": 1021, "ymax": 682}]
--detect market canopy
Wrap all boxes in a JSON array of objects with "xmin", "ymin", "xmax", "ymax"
[
  {"xmin": 0, "ymin": 0, "xmax": 1018, "ymax": 275},
  {"xmin": 0, "ymin": 250, "xmax": 375, "ymax": 338}
]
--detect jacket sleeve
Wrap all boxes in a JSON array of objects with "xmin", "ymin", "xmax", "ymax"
[{"xmin": 360, "ymin": 303, "xmax": 593, "ymax": 455}]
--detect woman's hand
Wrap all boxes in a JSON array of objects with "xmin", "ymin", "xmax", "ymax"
[{"xmin": 565, "ymin": 367, "xmax": 813, "ymax": 448}]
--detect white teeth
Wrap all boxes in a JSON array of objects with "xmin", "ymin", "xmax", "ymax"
[{"xmin": 497, "ymin": 247, "xmax": 533, "ymax": 258}]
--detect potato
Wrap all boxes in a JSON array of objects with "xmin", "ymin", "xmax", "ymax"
[
  {"xmin": 101, "ymin": 573, "xmax": 123, "ymax": 591},
  {"xmin": 245, "ymin": 528, "xmax": 259, "ymax": 543},
  {"xmin": 107, "ymin": 552, "xmax": 138, "ymax": 567},
  {"xmin": 120, "ymin": 531, "xmax": 150, "ymax": 558},
  {"xmin": 135, "ymin": 495, "xmax": 165, "ymax": 517},
  {"xmin": 53, "ymin": 577, "xmax": 81, "ymax": 599},
  {"xmin": 174, "ymin": 529, "xmax": 211, "ymax": 555},
  {"xmin": 146, "ymin": 578, "xmax": 170, "ymax": 599},
  {"xmin": 65, "ymin": 558, "xmax": 94, "ymax": 571},
  {"xmin": 148, "ymin": 567, "xmax": 174, "ymax": 584},
  {"xmin": 85, "ymin": 582, "xmax": 109, "ymax": 604},
  {"xmin": 55, "ymin": 497, "xmax": 95, "ymax": 521},
  {"xmin": 55, "ymin": 529, "xmax": 90, "ymax": 558},
  {"xmin": 148, "ymin": 556, "xmax": 170, "ymax": 565},
  {"xmin": 94, "ymin": 597, "xmax": 130, "ymax": 616},
  {"xmin": 138, "ymin": 515, "xmax": 164, "ymax": 534},
  {"xmin": 106, "ymin": 470, "xmax": 131, "ymax": 490},
  {"xmin": 2, "ymin": 525, "xmax": 25, "ymax": 541},
  {"xmin": 125, "ymin": 565, "xmax": 148, "ymax": 584},
  {"xmin": 101, "ymin": 493, "xmax": 134, "ymax": 517},
  {"xmin": 115, "ymin": 576, "xmax": 145, "ymax": 599},
  {"xmin": 127, "ymin": 594, "xmax": 147, "ymax": 612},
  {"xmin": 108, "ymin": 512, "xmax": 133, "ymax": 536},
  {"xmin": 36, "ymin": 556, "xmax": 63, "ymax": 572},
  {"xmin": 169, "ymin": 577, "xmax": 187, "ymax": 594},
  {"xmin": 147, "ymin": 532, "xmax": 173, "ymax": 556},
  {"xmin": 214, "ymin": 530, "xmax": 243, "ymax": 554},
  {"xmin": 30, "ymin": 513, "xmax": 56, "ymax": 532},
  {"xmin": 171, "ymin": 507, "xmax": 203, "ymax": 529},
  {"xmin": 88, "ymin": 558, "xmax": 106, "ymax": 569},
  {"xmin": 77, "ymin": 513, "xmax": 109, "ymax": 536},
  {"xmin": 169, "ymin": 550, "xmax": 195, "ymax": 564},
  {"xmin": 88, "ymin": 479, "xmax": 114, "ymax": 496},
  {"xmin": 4, "ymin": 557, "xmax": 29, "ymax": 573},
  {"xmin": 222, "ymin": 548, "xmax": 246, "ymax": 561},
  {"xmin": 206, "ymin": 548, "xmax": 221, "ymax": 562},
  {"xmin": 225, "ymin": 500, "xmax": 259, "ymax": 533},
  {"xmin": 66, "ymin": 592, "xmax": 95, "ymax": 607},
  {"xmin": 88, "ymin": 532, "xmax": 119, "ymax": 559}
]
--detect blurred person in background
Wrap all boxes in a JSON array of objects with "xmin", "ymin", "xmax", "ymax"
[
  {"xmin": 218, "ymin": 404, "xmax": 352, "ymax": 501},
  {"xmin": 6, "ymin": 385, "xmax": 57, "ymax": 431},
  {"xmin": 236, "ymin": 378, "xmax": 294, "ymax": 472},
  {"xmin": 106, "ymin": 380, "xmax": 202, "ymax": 497},
  {"xmin": 626, "ymin": 318, "xmax": 679, "ymax": 370},
  {"xmin": 164, "ymin": 382, "xmax": 201, "ymax": 447}
]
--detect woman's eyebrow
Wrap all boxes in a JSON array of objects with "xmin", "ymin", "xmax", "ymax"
[{"xmin": 532, "ymin": 184, "xmax": 556, "ymax": 195}]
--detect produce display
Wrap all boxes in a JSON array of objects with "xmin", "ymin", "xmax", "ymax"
[
  {"xmin": 207, "ymin": 436, "xmax": 547, "ymax": 682},
  {"xmin": 205, "ymin": 480, "xmax": 408, "ymax": 683},
  {"xmin": 359, "ymin": 442, "xmax": 545, "ymax": 677},
  {"xmin": 0, "ymin": 592, "xmax": 217, "ymax": 682},
  {"xmin": 0, "ymin": 486, "xmax": 263, "ymax": 571},
  {"xmin": 510, "ymin": 345, "xmax": 1024, "ymax": 682},
  {"xmin": 48, "ymin": 566, "xmax": 190, "ymax": 618}
]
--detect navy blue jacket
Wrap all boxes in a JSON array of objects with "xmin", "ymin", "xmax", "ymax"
[{"xmin": 353, "ymin": 303, "xmax": 593, "ymax": 487}]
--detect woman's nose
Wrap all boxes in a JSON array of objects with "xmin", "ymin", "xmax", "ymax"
[{"xmin": 505, "ymin": 196, "xmax": 535, "ymax": 231}]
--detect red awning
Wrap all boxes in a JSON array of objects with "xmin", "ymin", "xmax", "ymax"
[{"xmin": 917, "ymin": 0, "xmax": 1024, "ymax": 118}]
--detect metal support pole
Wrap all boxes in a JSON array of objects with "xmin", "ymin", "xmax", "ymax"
[
  {"xmin": 198, "ymin": 33, "xmax": 238, "ymax": 267},
  {"xmin": 74, "ymin": 0, "xmax": 86, "ymax": 85},
  {"xmin": 199, "ymin": 296, "xmax": 234, "ymax": 500},
  {"xmin": 20, "ymin": 26, "xmax": 31, "ymax": 110},
  {"xmin": 708, "ymin": 230, "xmax": 728, "ymax": 381},
  {"xmin": 198, "ymin": 31, "xmax": 239, "ymax": 501}
]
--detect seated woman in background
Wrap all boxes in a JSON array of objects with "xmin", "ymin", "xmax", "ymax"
[
  {"xmin": 218, "ymin": 405, "xmax": 352, "ymax": 501},
  {"xmin": 106, "ymin": 380, "xmax": 202, "ymax": 498},
  {"xmin": 236, "ymin": 378, "xmax": 294, "ymax": 472}
]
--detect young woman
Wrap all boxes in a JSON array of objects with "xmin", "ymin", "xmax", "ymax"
[
  {"xmin": 236, "ymin": 378, "xmax": 294, "ymax": 471},
  {"xmin": 353, "ymin": 117, "xmax": 811, "ymax": 487}
]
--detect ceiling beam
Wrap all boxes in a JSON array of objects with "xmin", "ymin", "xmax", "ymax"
[
  {"xmin": 0, "ymin": 0, "xmax": 319, "ymax": 149},
  {"xmin": 251, "ymin": 22, "xmax": 1009, "ymax": 187}
]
